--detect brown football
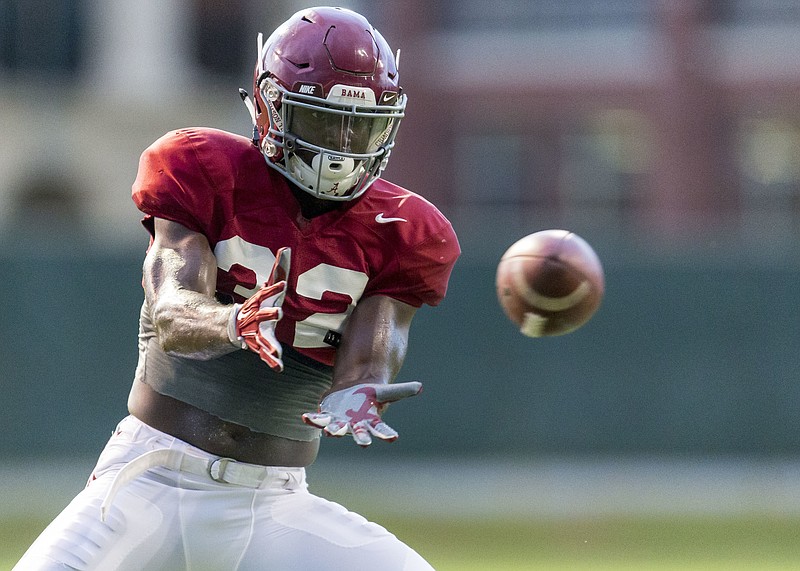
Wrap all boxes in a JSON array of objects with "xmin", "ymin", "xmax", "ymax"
[{"xmin": 495, "ymin": 230, "xmax": 605, "ymax": 337}]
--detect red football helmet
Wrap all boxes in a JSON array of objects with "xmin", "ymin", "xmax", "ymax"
[{"xmin": 248, "ymin": 7, "xmax": 406, "ymax": 201}]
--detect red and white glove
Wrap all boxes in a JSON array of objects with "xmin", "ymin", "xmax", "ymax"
[
  {"xmin": 302, "ymin": 382, "xmax": 423, "ymax": 447},
  {"xmin": 229, "ymin": 247, "xmax": 290, "ymax": 372}
]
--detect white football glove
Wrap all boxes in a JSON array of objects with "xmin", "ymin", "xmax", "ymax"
[
  {"xmin": 302, "ymin": 382, "xmax": 423, "ymax": 447},
  {"xmin": 228, "ymin": 247, "xmax": 291, "ymax": 372}
]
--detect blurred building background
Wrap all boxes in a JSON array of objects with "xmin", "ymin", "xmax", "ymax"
[{"xmin": 2, "ymin": 0, "xmax": 800, "ymax": 472}]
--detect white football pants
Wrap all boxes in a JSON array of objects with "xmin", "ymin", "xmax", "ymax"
[{"xmin": 14, "ymin": 416, "xmax": 434, "ymax": 571}]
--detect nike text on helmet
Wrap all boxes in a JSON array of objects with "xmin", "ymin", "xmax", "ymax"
[{"xmin": 249, "ymin": 6, "xmax": 406, "ymax": 201}]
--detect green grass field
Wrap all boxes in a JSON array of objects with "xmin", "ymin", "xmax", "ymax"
[
  {"xmin": 6, "ymin": 514, "xmax": 800, "ymax": 570},
  {"xmin": 392, "ymin": 515, "xmax": 800, "ymax": 570}
]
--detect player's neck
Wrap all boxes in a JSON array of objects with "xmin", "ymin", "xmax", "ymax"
[{"xmin": 289, "ymin": 184, "xmax": 343, "ymax": 219}]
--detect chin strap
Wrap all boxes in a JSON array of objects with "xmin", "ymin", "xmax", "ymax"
[{"xmin": 238, "ymin": 88, "xmax": 259, "ymax": 143}]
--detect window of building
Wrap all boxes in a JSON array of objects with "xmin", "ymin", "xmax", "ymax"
[
  {"xmin": 737, "ymin": 115, "xmax": 800, "ymax": 236},
  {"xmin": 437, "ymin": 0, "xmax": 648, "ymax": 31},
  {"xmin": 559, "ymin": 109, "xmax": 651, "ymax": 212},
  {"xmin": 453, "ymin": 109, "xmax": 650, "ymax": 225},
  {"xmin": 716, "ymin": 0, "xmax": 800, "ymax": 23}
]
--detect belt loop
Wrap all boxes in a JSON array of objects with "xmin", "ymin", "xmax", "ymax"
[
  {"xmin": 128, "ymin": 415, "xmax": 143, "ymax": 440},
  {"xmin": 284, "ymin": 470, "xmax": 301, "ymax": 489}
]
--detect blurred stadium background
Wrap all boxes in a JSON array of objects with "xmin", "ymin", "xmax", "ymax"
[{"xmin": 4, "ymin": 0, "xmax": 800, "ymax": 569}]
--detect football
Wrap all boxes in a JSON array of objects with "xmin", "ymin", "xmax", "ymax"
[{"xmin": 495, "ymin": 229, "xmax": 604, "ymax": 337}]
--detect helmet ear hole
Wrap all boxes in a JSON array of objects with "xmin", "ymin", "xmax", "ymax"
[{"xmin": 266, "ymin": 85, "xmax": 280, "ymax": 102}]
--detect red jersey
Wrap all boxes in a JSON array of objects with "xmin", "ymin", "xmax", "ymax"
[{"xmin": 132, "ymin": 128, "xmax": 460, "ymax": 366}]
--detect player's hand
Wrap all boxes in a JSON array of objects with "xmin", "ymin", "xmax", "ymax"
[
  {"xmin": 232, "ymin": 247, "xmax": 290, "ymax": 372},
  {"xmin": 302, "ymin": 381, "xmax": 423, "ymax": 447}
]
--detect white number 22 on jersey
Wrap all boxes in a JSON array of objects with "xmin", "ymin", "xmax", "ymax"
[{"xmin": 214, "ymin": 236, "xmax": 368, "ymax": 348}]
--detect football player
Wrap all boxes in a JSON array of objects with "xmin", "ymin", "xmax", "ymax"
[{"xmin": 15, "ymin": 6, "xmax": 459, "ymax": 571}]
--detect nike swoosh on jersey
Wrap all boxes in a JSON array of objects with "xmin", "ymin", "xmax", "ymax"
[{"xmin": 375, "ymin": 213, "xmax": 407, "ymax": 223}]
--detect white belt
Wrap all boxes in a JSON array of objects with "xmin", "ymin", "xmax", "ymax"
[{"xmin": 100, "ymin": 449, "xmax": 293, "ymax": 521}]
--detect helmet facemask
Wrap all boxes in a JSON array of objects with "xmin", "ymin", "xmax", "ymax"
[
  {"xmin": 257, "ymin": 76, "xmax": 405, "ymax": 201},
  {"xmin": 247, "ymin": 7, "xmax": 407, "ymax": 201}
]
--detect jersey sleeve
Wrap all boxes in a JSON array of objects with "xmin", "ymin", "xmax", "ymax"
[
  {"xmin": 365, "ymin": 214, "xmax": 461, "ymax": 308},
  {"xmin": 131, "ymin": 130, "xmax": 215, "ymax": 235}
]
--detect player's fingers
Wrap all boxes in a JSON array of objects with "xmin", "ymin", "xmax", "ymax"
[
  {"xmin": 323, "ymin": 420, "xmax": 350, "ymax": 437},
  {"xmin": 367, "ymin": 421, "xmax": 399, "ymax": 442},
  {"xmin": 351, "ymin": 420, "xmax": 373, "ymax": 447},
  {"xmin": 267, "ymin": 247, "xmax": 291, "ymax": 286},
  {"xmin": 259, "ymin": 352, "xmax": 283, "ymax": 372},
  {"xmin": 256, "ymin": 339, "xmax": 283, "ymax": 372},
  {"xmin": 374, "ymin": 381, "xmax": 423, "ymax": 403},
  {"xmin": 258, "ymin": 280, "xmax": 287, "ymax": 299},
  {"xmin": 255, "ymin": 306, "xmax": 283, "ymax": 321},
  {"xmin": 256, "ymin": 329, "xmax": 283, "ymax": 356},
  {"xmin": 265, "ymin": 355, "xmax": 284, "ymax": 372},
  {"xmin": 302, "ymin": 412, "xmax": 332, "ymax": 428}
]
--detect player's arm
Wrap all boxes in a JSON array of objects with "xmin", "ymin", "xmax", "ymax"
[
  {"xmin": 143, "ymin": 217, "xmax": 240, "ymax": 360},
  {"xmin": 144, "ymin": 217, "xmax": 287, "ymax": 368},
  {"xmin": 331, "ymin": 295, "xmax": 416, "ymax": 388},
  {"xmin": 303, "ymin": 295, "xmax": 423, "ymax": 446}
]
